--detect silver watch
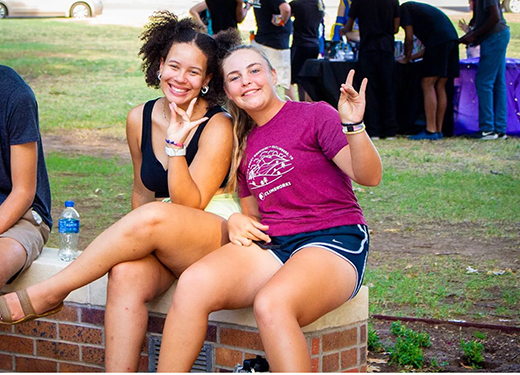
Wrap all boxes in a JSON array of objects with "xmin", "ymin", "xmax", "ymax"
[{"xmin": 165, "ymin": 145, "xmax": 186, "ymax": 157}]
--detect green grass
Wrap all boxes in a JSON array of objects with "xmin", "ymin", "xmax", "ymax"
[
  {"xmin": 356, "ymin": 138, "xmax": 520, "ymax": 238},
  {"xmin": 505, "ymin": 19, "xmax": 520, "ymax": 57},
  {"xmin": 45, "ymin": 153, "xmax": 133, "ymax": 249},
  {"xmin": 0, "ymin": 19, "xmax": 156, "ymax": 133},
  {"xmin": 366, "ymin": 255, "xmax": 519, "ymax": 321},
  {"xmin": 1, "ymin": 18, "xmax": 519, "ymax": 325}
]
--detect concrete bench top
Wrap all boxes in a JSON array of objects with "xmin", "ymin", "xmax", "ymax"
[{"xmin": 2, "ymin": 247, "xmax": 368, "ymax": 332}]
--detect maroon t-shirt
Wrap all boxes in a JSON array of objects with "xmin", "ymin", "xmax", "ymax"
[{"xmin": 238, "ymin": 101, "xmax": 366, "ymax": 236}]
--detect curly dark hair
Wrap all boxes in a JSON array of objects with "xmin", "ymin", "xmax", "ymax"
[{"xmin": 139, "ymin": 11, "xmax": 242, "ymax": 107}]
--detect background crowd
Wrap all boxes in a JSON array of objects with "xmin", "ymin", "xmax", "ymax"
[{"xmin": 189, "ymin": 0, "xmax": 511, "ymax": 141}]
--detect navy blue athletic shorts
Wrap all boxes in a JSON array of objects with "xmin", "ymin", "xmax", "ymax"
[{"xmin": 254, "ymin": 224, "xmax": 369, "ymax": 300}]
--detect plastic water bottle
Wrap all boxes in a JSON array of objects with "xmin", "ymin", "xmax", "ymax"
[{"xmin": 58, "ymin": 200, "xmax": 80, "ymax": 262}]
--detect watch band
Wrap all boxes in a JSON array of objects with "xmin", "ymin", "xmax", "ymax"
[
  {"xmin": 164, "ymin": 145, "xmax": 186, "ymax": 157},
  {"xmin": 341, "ymin": 121, "xmax": 365, "ymax": 135}
]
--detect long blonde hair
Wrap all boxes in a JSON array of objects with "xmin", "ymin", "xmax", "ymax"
[{"xmin": 222, "ymin": 45, "xmax": 275, "ymax": 193}]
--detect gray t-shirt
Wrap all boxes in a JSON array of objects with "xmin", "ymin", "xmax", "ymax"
[
  {"xmin": 0, "ymin": 65, "xmax": 52, "ymax": 229},
  {"xmin": 474, "ymin": 0, "xmax": 508, "ymax": 44}
]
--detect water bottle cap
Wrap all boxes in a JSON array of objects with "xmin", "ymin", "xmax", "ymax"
[{"xmin": 65, "ymin": 200, "xmax": 74, "ymax": 207}]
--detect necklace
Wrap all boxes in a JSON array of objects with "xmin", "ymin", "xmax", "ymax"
[
  {"xmin": 162, "ymin": 98, "xmax": 169, "ymax": 121},
  {"xmin": 163, "ymin": 97, "xmax": 203, "ymax": 123}
]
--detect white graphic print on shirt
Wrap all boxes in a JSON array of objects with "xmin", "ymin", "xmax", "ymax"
[{"xmin": 247, "ymin": 145, "xmax": 294, "ymax": 200}]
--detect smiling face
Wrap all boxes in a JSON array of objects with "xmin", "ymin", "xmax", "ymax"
[
  {"xmin": 159, "ymin": 42, "xmax": 211, "ymax": 110},
  {"xmin": 222, "ymin": 48, "xmax": 278, "ymax": 114}
]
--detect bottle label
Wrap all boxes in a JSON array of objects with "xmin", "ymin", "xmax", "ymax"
[{"xmin": 59, "ymin": 219, "xmax": 80, "ymax": 233}]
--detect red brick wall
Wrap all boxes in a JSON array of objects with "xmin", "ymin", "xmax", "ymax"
[
  {"xmin": 0, "ymin": 302, "xmax": 367, "ymax": 372},
  {"xmin": 207, "ymin": 323, "xmax": 367, "ymax": 372}
]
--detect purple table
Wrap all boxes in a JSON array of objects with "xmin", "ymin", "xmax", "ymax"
[{"xmin": 454, "ymin": 58, "xmax": 520, "ymax": 137}]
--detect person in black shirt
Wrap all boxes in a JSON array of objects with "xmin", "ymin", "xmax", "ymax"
[
  {"xmin": 341, "ymin": 0, "xmax": 400, "ymax": 139},
  {"xmin": 289, "ymin": 0, "xmax": 325, "ymax": 101},
  {"xmin": 190, "ymin": 0, "xmax": 250, "ymax": 34},
  {"xmin": 398, "ymin": 2, "xmax": 460, "ymax": 140},
  {"xmin": 252, "ymin": 0, "xmax": 295, "ymax": 99}
]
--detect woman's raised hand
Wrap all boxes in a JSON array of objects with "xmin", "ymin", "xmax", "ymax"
[
  {"xmin": 338, "ymin": 69, "xmax": 367, "ymax": 124},
  {"xmin": 228, "ymin": 213, "xmax": 271, "ymax": 247},
  {"xmin": 166, "ymin": 97, "xmax": 208, "ymax": 143}
]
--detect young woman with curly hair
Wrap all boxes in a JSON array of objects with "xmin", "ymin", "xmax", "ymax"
[{"xmin": 0, "ymin": 11, "xmax": 241, "ymax": 372}]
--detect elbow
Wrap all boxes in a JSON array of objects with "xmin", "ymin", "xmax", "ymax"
[
  {"xmin": 366, "ymin": 174, "xmax": 382, "ymax": 187},
  {"xmin": 358, "ymin": 167, "xmax": 383, "ymax": 187},
  {"xmin": 360, "ymin": 173, "xmax": 382, "ymax": 187}
]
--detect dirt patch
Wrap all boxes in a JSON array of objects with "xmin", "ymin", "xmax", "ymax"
[
  {"xmin": 42, "ymin": 131, "xmax": 520, "ymax": 372},
  {"xmin": 368, "ymin": 318, "xmax": 520, "ymax": 373},
  {"xmin": 42, "ymin": 130, "xmax": 130, "ymax": 161},
  {"xmin": 370, "ymin": 224, "xmax": 520, "ymax": 272}
]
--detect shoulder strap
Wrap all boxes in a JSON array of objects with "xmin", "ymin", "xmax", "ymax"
[{"xmin": 141, "ymin": 99, "xmax": 158, "ymax": 153}]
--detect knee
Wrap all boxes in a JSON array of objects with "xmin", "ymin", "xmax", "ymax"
[
  {"xmin": 107, "ymin": 262, "xmax": 150, "ymax": 299},
  {"xmin": 0, "ymin": 237, "xmax": 26, "ymax": 255},
  {"xmin": 109, "ymin": 262, "xmax": 139, "ymax": 285},
  {"xmin": 173, "ymin": 264, "xmax": 219, "ymax": 310},
  {"xmin": 421, "ymin": 77, "xmax": 437, "ymax": 90},
  {"xmin": 253, "ymin": 289, "xmax": 286, "ymax": 329},
  {"xmin": 436, "ymin": 78, "xmax": 447, "ymax": 89},
  {"xmin": 126, "ymin": 202, "xmax": 172, "ymax": 235},
  {"xmin": 0, "ymin": 238, "xmax": 28, "ymax": 267},
  {"xmin": 475, "ymin": 74, "xmax": 493, "ymax": 89},
  {"xmin": 118, "ymin": 202, "xmax": 177, "ymax": 237}
]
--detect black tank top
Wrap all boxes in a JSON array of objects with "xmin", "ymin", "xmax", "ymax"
[{"xmin": 140, "ymin": 98, "xmax": 226, "ymax": 198}]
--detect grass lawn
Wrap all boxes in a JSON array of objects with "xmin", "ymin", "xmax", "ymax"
[{"xmin": 0, "ymin": 16, "xmax": 518, "ymax": 324}]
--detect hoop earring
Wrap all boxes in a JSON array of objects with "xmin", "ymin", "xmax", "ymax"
[
  {"xmin": 157, "ymin": 71, "xmax": 162, "ymax": 81},
  {"xmin": 201, "ymin": 85, "xmax": 209, "ymax": 95}
]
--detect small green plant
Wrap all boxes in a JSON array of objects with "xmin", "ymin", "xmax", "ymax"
[
  {"xmin": 390, "ymin": 321, "xmax": 431, "ymax": 347},
  {"xmin": 428, "ymin": 357, "xmax": 449, "ymax": 372},
  {"xmin": 388, "ymin": 321, "xmax": 432, "ymax": 369},
  {"xmin": 473, "ymin": 331, "xmax": 487, "ymax": 340},
  {"xmin": 389, "ymin": 337, "xmax": 424, "ymax": 368},
  {"xmin": 460, "ymin": 339, "xmax": 485, "ymax": 369},
  {"xmin": 406, "ymin": 329, "xmax": 432, "ymax": 348},
  {"xmin": 390, "ymin": 321, "xmax": 406, "ymax": 336},
  {"xmin": 367, "ymin": 325, "xmax": 384, "ymax": 352}
]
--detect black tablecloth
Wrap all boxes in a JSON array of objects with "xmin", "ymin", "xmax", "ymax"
[{"xmin": 298, "ymin": 59, "xmax": 454, "ymax": 136}]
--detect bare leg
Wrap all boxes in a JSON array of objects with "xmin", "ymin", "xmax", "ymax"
[
  {"xmin": 0, "ymin": 238, "xmax": 27, "ymax": 288},
  {"xmin": 421, "ymin": 76, "xmax": 440, "ymax": 133},
  {"xmin": 156, "ymin": 243, "xmax": 281, "ymax": 372},
  {"xmin": 254, "ymin": 248, "xmax": 357, "ymax": 372},
  {"xmin": 104, "ymin": 255, "xmax": 175, "ymax": 372},
  {"xmin": 435, "ymin": 78, "xmax": 448, "ymax": 133},
  {"xmin": 0, "ymin": 202, "xmax": 226, "ymax": 322}
]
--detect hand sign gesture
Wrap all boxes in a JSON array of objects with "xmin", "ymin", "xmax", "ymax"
[
  {"xmin": 166, "ymin": 97, "xmax": 208, "ymax": 144},
  {"xmin": 338, "ymin": 69, "xmax": 367, "ymax": 124}
]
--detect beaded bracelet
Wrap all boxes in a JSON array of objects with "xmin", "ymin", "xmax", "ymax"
[
  {"xmin": 165, "ymin": 139, "xmax": 185, "ymax": 148},
  {"xmin": 341, "ymin": 121, "xmax": 366, "ymax": 135}
]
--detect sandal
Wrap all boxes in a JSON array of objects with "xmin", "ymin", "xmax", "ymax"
[{"xmin": 0, "ymin": 289, "xmax": 63, "ymax": 325}]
